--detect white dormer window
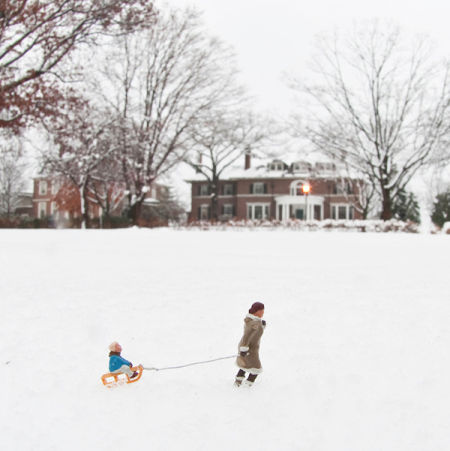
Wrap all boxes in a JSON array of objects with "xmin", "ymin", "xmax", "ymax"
[
  {"xmin": 292, "ymin": 162, "xmax": 311, "ymax": 173},
  {"xmin": 268, "ymin": 161, "xmax": 285, "ymax": 171},
  {"xmin": 316, "ymin": 162, "xmax": 336, "ymax": 172}
]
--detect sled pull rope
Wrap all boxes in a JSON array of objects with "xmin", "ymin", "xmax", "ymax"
[{"xmin": 143, "ymin": 354, "xmax": 238, "ymax": 372}]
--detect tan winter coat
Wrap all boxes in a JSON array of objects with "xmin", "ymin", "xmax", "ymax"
[{"xmin": 236, "ymin": 313, "xmax": 265, "ymax": 374}]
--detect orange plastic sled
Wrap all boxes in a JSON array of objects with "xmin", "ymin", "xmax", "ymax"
[{"xmin": 101, "ymin": 364, "xmax": 144, "ymax": 388}]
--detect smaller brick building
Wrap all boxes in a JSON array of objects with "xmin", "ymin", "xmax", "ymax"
[
  {"xmin": 32, "ymin": 177, "xmax": 66, "ymax": 220},
  {"xmin": 32, "ymin": 176, "xmax": 170, "ymax": 224},
  {"xmin": 188, "ymin": 158, "xmax": 363, "ymax": 222}
]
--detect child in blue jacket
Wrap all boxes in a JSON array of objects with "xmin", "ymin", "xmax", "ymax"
[{"xmin": 108, "ymin": 342, "xmax": 138, "ymax": 378}]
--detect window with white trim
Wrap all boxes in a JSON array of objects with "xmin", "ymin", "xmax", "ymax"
[
  {"xmin": 333, "ymin": 181, "xmax": 353, "ymax": 195},
  {"xmin": 39, "ymin": 180, "xmax": 48, "ymax": 195},
  {"xmin": 50, "ymin": 201, "xmax": 57, "ymax": 216},
  {"xmin": 331, "ymin": 204, "xmax": 354, "ymax": 220},
  {"xmin": 199, "ymin": 204, "xmax": 210, "ymax": 220},
  {"xmin": 223, "ymin": 184, "xmax": 234, "ymax": 195},
  {"xmin": 315, "ymin": 162, "xmax": 336, "ymax": 172},
  {"xmin": 253, "ymin": 182, "xmax": 265, "ymax": 194},
  {"xmin": 38, "ymin": 202, "xmax": 47, "ymax": 218},
  {"xmin": 222, "ymin": 204, "xmax": 234, "ymax": 217},
  {"xmin": 247, "ymin": 203, "xmax": 270, "ymax": 220},
  {"xmin": 268, "ymin": 161, "xmax": 285, "ymax": 171},
  {"xmin": 290, "ymin": 180, "xmax": 310, "ymax": 196},
  {"xmin": 292, "ymin": 162, "xmax": 312, "ymax": 173},
  {"xmin": 199, "ymin": 184, "xmax": 210, "ymax": 196}
]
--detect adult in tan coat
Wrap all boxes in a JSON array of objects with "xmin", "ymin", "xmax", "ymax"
[{"xmin": 235, "ymin": 302, "xmax": 266, "ymax": 387}]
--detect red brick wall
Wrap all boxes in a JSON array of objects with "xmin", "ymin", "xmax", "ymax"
[{"xmin": 190, "ymin": 177, "xmax": 363, "ymax": 221}]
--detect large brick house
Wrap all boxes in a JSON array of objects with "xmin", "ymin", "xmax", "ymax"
[{"xmin": 188, "ymin": 157, "xmax": 363, "ymax": 222}]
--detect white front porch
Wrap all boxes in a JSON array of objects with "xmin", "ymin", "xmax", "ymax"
[{"xmin": 275, "ymin": 195, "xmax": 325, "ymax": 221}]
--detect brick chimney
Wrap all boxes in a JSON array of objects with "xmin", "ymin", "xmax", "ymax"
[
  {"xmin": 195, "ymin": 152, "xmax": 202, "ymax": 173},
  {"xmin": 244, "ymin": 152, "xmax": 251, "ymax": 170}
]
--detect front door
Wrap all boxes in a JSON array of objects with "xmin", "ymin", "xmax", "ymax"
[{"xmin": 295, "ymin": 208, "xmax": 304, "ymax": 220}]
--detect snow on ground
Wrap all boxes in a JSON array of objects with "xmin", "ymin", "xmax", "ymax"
[{"xmin": 1, "ymin": 229, "xmax": 449, "ymax": 451}]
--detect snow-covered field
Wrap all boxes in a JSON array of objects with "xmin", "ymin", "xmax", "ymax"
[{"xmin": 1, "ymin": 229, "xmax": 449, "ymax": 451}]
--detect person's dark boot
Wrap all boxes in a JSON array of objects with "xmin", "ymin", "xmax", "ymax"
[
  {"xmin": 245, "ymin": 373, "xmax": 258, "ymax": 387},
  {"xmin": 234, "ymin": 369, "xmax": 246, "ymax": 387}
]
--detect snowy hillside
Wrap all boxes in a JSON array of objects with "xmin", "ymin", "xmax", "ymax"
[{"xmin": 1, "ymin": 229, "xmax": 449, "ymax": 451}]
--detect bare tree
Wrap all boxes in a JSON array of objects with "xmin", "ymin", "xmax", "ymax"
[
  {"xmin": 96, "ymin": 8, "xmax": 243, "ymax": 225},
  {"xmin": 290, "ymin": 21, "xmax": 449, "ymax": 220},
  {"xmin": 43, "ymin": 102, "xmax": 118, "ymax": 228},
  {"xmin": 351, "ymin": 178, "xmax": 377, "ymax": 219},
  {"xmin": 0, "ymin": 136, "xmax": 26, "ymax": 217},
  {"xmin": 0, "ymin": 0, "xmax": 156, "ymax": 132},
  {"xmin": 88, "ymin": 157, "xmax": 125, "ymax": 226},
  {"xmin": 185, "ymin": 111, "xmax": 267, "ymax": 220}
]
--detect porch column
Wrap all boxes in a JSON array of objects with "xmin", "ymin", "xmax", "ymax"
[{"xmin": 283, "ymin": 203, "xmax": 289, "ymax": 222}]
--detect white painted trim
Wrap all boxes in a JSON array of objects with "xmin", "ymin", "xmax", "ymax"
[
  {"xmin": 246, "ymin": 202, "xmax": 271, "ymax": 220},
  {"xmin": 38, "ymin": 180, "xmax": 48, "ymax": 196},
  {"xmin": 330, "ymin": 203, "xmax": 354, "ymax": 220},
  {"xmin": 327, "ymin": 194, "xmax": 358, "ymax": 198},
  {"xmin": 199, "ymin": 204, "xmax": 210, "ymax": 220},
  {"xmin": 222, "ymin": 203, "xmax": 234, "ymax": 216},
  {"xmin": 38, "ymin": 201, "xmax": 47, "ymax": 219},
  {"xmin": 289, "ymin": 179, "xmax": 309, "ymax": 196},
  {"xmin": 237, "ymin": 194, "xmax": 274, "ymax": 198}
]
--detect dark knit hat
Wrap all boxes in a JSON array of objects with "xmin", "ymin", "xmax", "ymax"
[{"xmin": 249, "ymin": 302, "xmax": 265, "ymax": 314}]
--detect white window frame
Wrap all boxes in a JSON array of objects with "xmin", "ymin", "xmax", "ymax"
[
  {"xmin": 38, "ymin": 202, "xmax": 47, "ymax": 218},
  {"xmin": 253, "ymin": 182, "xmax": 265, "ymax": 195},
  {"xmin": 50, "ymin": 201, "xmax": 57, "ymax": 216},
  {"xmin": 199, "ymin": 204, "xmax": 210, "ymax": 220},
  {"xmin": 270, "ymin": 163, "xmax": 283, "ymax": 171},
  {"xmin": 290, "ymin": 180, "xmax": 309, "ymax": 196},
  {"xmin": 247, "ymin": 203, "xmax": 270, "ymax": 220},
  {"xmin": 223, "ymin": 204, "xmax": 234, "ymax": 217},
  {"xmin": 39, "ymin": 180, "xmax": 48, "ymax": 195},
  {"xmin": 199, "ymin": 184, "xmax": 209, "ymax": 196},
  {"xmin": 331, "ymin": 203, "xmax": 354, "ymax": 220},
  {"xmin": 292, "ymin": 162, "xmax": 311, "ymax": 173},
  {"xmin": 223, "ymin": 184, "xmax": 234, "ymax": 196}
]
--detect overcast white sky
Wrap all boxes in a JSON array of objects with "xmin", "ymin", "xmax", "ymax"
[
  {"xmin": 169, "ymin": 0, "xmax": 450, "ymax": 115},
  {"xmin": 166, "ymin": 0, "xmax": 450, "ymax": 205}
]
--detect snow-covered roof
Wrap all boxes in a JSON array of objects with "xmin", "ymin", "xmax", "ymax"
[{"xmin": 185, "ymin": 158, "xmax": 359, "ymax": 182}]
